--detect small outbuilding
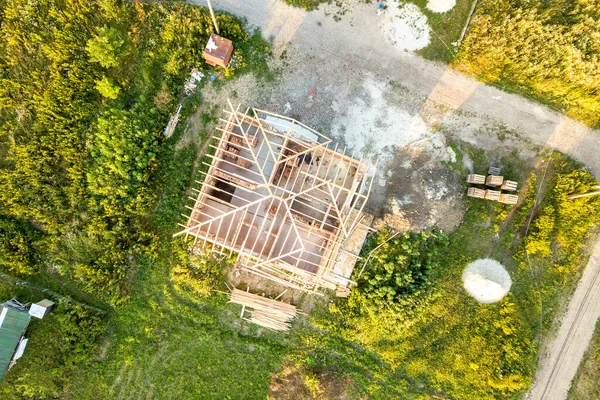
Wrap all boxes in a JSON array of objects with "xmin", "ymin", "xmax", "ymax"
[
  {"xmin": 203, "ymin": 33, "xmax": 234, "ymax": 68},
  {"xmin": 0, "ymin": 298, "xmax": 54, "ymax": 380},
  {"xmin": 0, "ymin": 300, "xmax": 31, "ymax": 380}
]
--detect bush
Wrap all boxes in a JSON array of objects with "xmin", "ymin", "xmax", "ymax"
[
  {"xmin": 0, "ymin": 215, "xmax": 43, "ymax": 275},
  {"xmin": 349, "ymin": 229, "xmax": 449, "ymax": 321},
  {"xmin": 170, "ymin": 240, "xmax": 233, "ymax": 298},
  {"xmin": 282, "ymin": 0, "xmax": 327, "ymax": 11}
]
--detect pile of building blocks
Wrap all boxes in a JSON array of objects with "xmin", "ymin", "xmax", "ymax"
[{"xmin": 466, "ymin": 167, "xmax": 519, "ymax": 204}]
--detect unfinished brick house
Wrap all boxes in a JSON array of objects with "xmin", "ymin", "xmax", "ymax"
[{"xmin": 176, "ymin": 102, "xmax": 375, "ymax": 295}]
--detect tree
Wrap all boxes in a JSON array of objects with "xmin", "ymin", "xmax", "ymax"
[
  {"xmin": 85, "ymin": 25, "xmax": 124, "ymax": 68},
  {"xmin": 349, "ymin": 230, "xmax": 448, "ymax": 321},
  {"xmin": 94, "ymin": 76, "xmax": 120, "ymax": 99}
]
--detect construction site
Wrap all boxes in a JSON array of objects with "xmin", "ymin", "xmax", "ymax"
[{"xmin": 175, "ymin": 102, "xmax": 376, "ymax": 328}]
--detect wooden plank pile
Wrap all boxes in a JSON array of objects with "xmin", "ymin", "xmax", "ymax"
[
  {"xmin": 485, "ymin": 175, "xmax": 504, "ymax": 187},
  {"xmin": 501, "ymin": 180, "xmax": 518, "ymax": 191},
  {"xmin": 485, "ymin": 189, "xmax": 501, "ymax": 201},
  {"xmin": 229, "ymin": 288, "xmax": 297, "ymax": 331},
  {"xmin": 466, "ymin": 166, "xmax": 519, "ymax": 204},
  {"xmin": 499, "ymin": 193, "xmax": 519, "ymax": 204},
  {"xmin": 467, "ymin": 174, "xmax": 486, "ymax": 184},
  {"xmin": 467, "ymin": 187, "xmax": 485, "ymax": 199}
]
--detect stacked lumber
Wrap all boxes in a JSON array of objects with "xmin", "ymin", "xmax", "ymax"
[
  {"xmin": 229, "ymin": 289, "xmax": 297, "ymax": 331},
  {"xmin": 485, "ymin": 190, "xmax": 501, "ymax": 201},
  {"xmin": 467, "ymin": 174, "xmax": 486, "ymax": 184},
  {"xmin": 501, "ymin": 180, "xmax": 518, "ymax": 191},
  {"xmin": 499, "ymin": 193, "xmax": 519, "ymax": 205},
  {"xmin": 467, "ymin": 187, "xmax": 485, "ymax": 199},
  {"xmin": 486, "ymin": 175, "xmax": 504, "ymax": 187},
  {"xmin": 488, "ymin": 166, "xmax": 501, "ymax": 176}
]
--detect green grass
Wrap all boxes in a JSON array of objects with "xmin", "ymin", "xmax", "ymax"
[
  {"xmin": 568, "ymin": 319, "xmax": 600, "ymax": 400},
  {"xmin": 291, "ymin": 143, "xmax": 600, "ymax": 399},
  {"xmin": 408, "ymin": 0, "xmax": 476, "ymax": 63},
  {"xmin": 71, "ymin": 132, "xmax": 289, "ymax": 399}
]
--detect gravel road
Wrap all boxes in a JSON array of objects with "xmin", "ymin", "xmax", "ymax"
[{"xmin": 193, "ymin": 1, "xmax": 600, "ymax": 397}]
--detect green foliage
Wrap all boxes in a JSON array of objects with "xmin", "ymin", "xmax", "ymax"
[
  {"xmin": 94, "ymin": 76, "xmax": 120, "ymax": 99},
  {"xmin": 525, "ymin": 205, "xmax": 555, "ymax": 257},
  {"xmin": 170, "ymin": 239, "xmax": 233, "ymax": 299},
  {"xmin": 349, "ymin": 230, "xmax": 448, "ymax": 322},
  {"xmin": 87, "ymin": 107, "xmax": 161, "ymax": 218},
  {"xmin": 303, "ymin": 373, "xmax": 324, "ymax": 398},
  {"xmin": 512, "ymin": 165, "xmax": 600, "ymax": 330},
  {"xmin": 0, "ymin": 299, "xmax": 105, "ymax": 399},
  {"xmin": 458, "ymin": 0, "xmax": 600, "ymax": 126},
  {"xmin": 0, "ymin": 0, "xmax": 271, "ymax": 302},
  {"xmin": 282, "ymin": 0, "xmax": 327, "ymax": 11},
  {"xmin": 0, "ymin": 215, "xmax": 42, "ymax": 275},
  {"xmin": 552, "ymin": 169, "xmax": 600, "ymax": 263},
  {"xmin": 568, "ymin": 320, "xmax": 600, "ymax": 400},
  {"xmin": 85, "ymin": 25, "xmax": 124, "ymax": 68}
]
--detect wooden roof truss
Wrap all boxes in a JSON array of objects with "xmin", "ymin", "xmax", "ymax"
[{"xmin": 176, "ymin": 101, "xmax": 377, "ymax": 294}]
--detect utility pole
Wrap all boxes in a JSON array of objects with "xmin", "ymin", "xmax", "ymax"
[
  {"xmin": 569, "ymin": 186, "xmax": 600, "ymax": 200},
  {"xmin": 206, "ymin": 0, "xmax": 220, "ymax": 34}
]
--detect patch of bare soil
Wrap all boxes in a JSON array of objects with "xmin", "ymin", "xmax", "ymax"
[
  {"xmin": 96, "ymin": 339, "xmax": 111, "ymax": 361},
  {"xmin": 269, "ymin": 362, "xmax": 356, "ymax": 400},
  {"xmin": 370, "ymin": 139, "xmax": 464, "ymax": 233}
]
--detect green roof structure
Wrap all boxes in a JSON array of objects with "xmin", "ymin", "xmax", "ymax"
[{"xmin": 0, "ymin": 305, "xmax": 30, "ymax": 380}]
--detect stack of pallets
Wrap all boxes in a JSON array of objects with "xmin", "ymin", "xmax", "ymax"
[{"xmin": 466, "ymin": 166, "xmax": 519, "ymax": 204}]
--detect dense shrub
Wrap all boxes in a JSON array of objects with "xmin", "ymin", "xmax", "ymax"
[
  {"xmin": 348, "ymin": 229, "xmax": 448, "ymax": 322},
  {"xmin": 282, "ymin": 0, "xmax": 327, "ymax": 11},
  {"xmin": 0, "ymin": 0, "xmax": 269, "ymax": 302},
  {"xmin": 0, "ymin": 215, "xmax": 43, "ymax": 275},
  {"xmin": 170, "ymin": 240, "xmax": 233, "ymax": 298}
]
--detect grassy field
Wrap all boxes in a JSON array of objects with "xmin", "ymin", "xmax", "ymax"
[
  {"xmin": 456, "ymin": 0, "xmax": 600, "ymax": 126},
  {"xmin": 409, "ymin": 0, "xmax": 476, "ymax": 63},
  {"xmin": 2, "ymin": 132, "xmax": 598, "ymax": 398},
  {"xmin": 279, "ymin": 144, "xmax": 600, "ymax": 399},
  {"xmin": 568, "ymin": 319, "xmax": 600, "ymax": 400}
]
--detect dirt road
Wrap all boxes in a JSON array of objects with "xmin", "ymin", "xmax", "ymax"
[
  {"xmin": 193, "ymin": 1, "xmax": 600, "ymax": 397},
  {"xmin": 196, "ymin": 0, "xmax": 600, "ymax": 176},
  {"xmin": 528, "ymin": 239, "xmax": 600, "ymax": 399}
]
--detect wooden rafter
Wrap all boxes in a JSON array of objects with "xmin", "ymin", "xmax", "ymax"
[{"xmin": 176, "ymin": 102, "xmax": 377, "ymax": 294}]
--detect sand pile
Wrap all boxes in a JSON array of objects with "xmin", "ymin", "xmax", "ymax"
[
  {"xmin": 426, "ymin": 0, "xmax": 456, "ymax": 13},
  {"xmin": 462, "ymin": 259, "xmax": 512, "ymax": 304},
  {"xmin": 379, "ymin": 3, "xmax": 431, "ymax": 51}
]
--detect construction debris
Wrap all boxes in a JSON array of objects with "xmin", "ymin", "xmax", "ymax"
[
  {"xmin": 229, "ymin": 288, "xmax": 297, "ymax": 331},
  {"xmin": 163, "ymin": 104, "xmax": 182, "ymax": 138}
]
